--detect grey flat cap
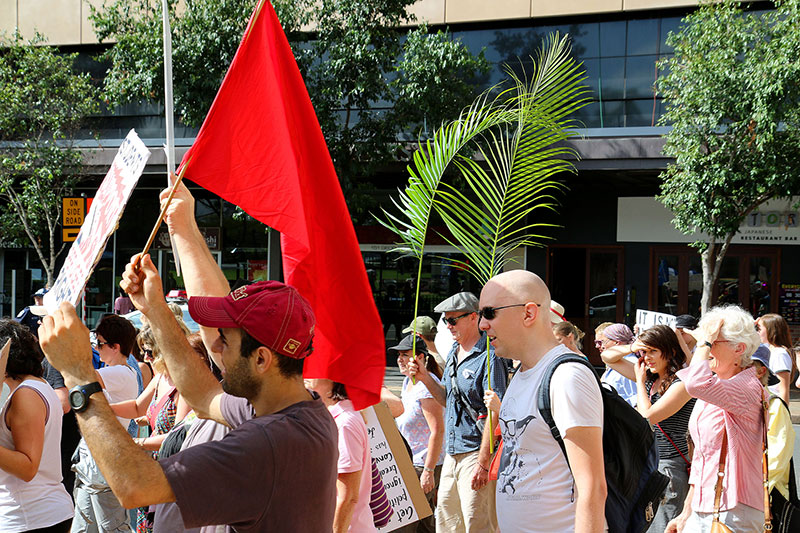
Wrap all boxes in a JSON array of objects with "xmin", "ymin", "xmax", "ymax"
[{"xmin": 434, "ymin": 292, "xmax": 479, "ymax": 313}]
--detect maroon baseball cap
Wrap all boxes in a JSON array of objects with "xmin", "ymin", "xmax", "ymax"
[{"xmin": 188, "ymin": 281, "xmax": 315, "ymax": 359}]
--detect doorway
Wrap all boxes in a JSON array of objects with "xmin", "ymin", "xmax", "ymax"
[
  {"xmin": 649, "ymin": 245, "xmax": 779, "ymax": 318},
  {"xmin": 548, "ymin": 246, "xmax": 625, "ymax": 365}
]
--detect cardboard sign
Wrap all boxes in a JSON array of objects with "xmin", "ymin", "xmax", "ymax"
[
  {"xmin": 635, "ymin": 309, "xmax": 676, "ymax": 331},
  {"xmin": 362, "ymin": 402, "xmax": 432, "ymax": 531},
  {"xmin": 44, "ymin": 130, "xmax": 150, "ymax": 313}
]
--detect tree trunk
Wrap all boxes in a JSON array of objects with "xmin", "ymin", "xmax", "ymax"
[
  {"xmin": 699, "ymin": 232, "xmax": 735, "ymax": 316},
  {"xmin": 700, "ymin": 244, "xmax": 715, "ymax": 316}
]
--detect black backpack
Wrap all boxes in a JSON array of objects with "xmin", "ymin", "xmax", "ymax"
[{"xmin": 537, "ymin": 353, "xmax": 669, "ymax": 533}]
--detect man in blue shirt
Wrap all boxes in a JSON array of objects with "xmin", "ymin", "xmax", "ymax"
[{"xmin": 410, "ymin": 291, "xmax": 508, "ymax": 532}]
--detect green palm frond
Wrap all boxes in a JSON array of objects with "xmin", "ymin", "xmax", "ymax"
[
  {"xmin": 431, "ymin": 32, "xmax": 590, "ymax": 285},
  {"xmin": 376, "ymin": 88, "xmax": 516, "ymax": 258}
]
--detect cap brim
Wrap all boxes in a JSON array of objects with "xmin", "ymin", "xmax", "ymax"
[
  {"xmin": 401, "ymin": 326, "xmax": 412, "ymax": 334},
  {"xmin": 188, "ymin": 296, "xmax": 239, "ymax": 328}
]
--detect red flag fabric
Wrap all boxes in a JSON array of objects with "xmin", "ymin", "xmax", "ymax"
[{"xmin": 179, "ymin": 0, "xmax": 385, "ymax": 409}]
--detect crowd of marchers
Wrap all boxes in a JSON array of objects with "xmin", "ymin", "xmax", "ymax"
[{"xmin": 0, "ymin": 184, "xmax": 796, "ymax": 533}]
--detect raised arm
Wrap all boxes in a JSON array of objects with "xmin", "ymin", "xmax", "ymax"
[
  {"xmin": 634, "ymin": 369, "xmax": 692, "ymax": 424},
  {"xmin": 600, "ymin": 341, "xmax": 643, "ymax": 382},
  {"xmin": 110, "ymin": 376, "xmax": 158, "ymax": 420},
  {"xmin": 160, "ymin": 181, "xmax": 229, "ymax": 353},
  {"xmin": 408, "ymin": 354, "xmax": 446, "ymax": 407},
  {"xmin": 121, "ymin": 254, "xmax": 227, "ymax": 426}
]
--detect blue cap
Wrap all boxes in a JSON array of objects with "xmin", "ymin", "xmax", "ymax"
[{"xmin": 751, "ymin": 344, "xmax": 779, "ymax": 387}]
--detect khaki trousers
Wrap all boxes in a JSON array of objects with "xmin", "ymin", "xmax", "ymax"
[{"xmin": 435, "ymin": 451, "xmax": 497, "ymax": 533}]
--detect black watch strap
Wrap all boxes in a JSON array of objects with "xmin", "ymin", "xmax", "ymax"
[
  {"xmin": 69, "ymin": 382, "xmax": 103, "ymax": 412},
  {"xmin": 702, "ymin": 340, "xmax": 713, "ymax": 348}
]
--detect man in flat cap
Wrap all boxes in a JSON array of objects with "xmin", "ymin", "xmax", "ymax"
[{"xmin": 409, "ymin": 291, "xmax": 509, "ymax": 532}]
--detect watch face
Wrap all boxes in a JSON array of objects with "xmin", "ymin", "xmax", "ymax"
[{"xmin": 69, "ymin": 389, "xmax": 87, "ymax": 411}]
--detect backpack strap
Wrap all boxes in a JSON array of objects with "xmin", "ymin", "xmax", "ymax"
[{"xmin": 536, "ymin": 353, "xmax": 600, "ymax": 472}]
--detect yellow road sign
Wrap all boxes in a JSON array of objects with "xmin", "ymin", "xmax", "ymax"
[
  {"xmin": 62, "ymin": 197, "xmax": 85, "ymax": 226},
  {"xmin": 63, "ymin": 227, "xmax": 80, "ymax": 242}
]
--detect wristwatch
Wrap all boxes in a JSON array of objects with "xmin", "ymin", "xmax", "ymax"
[
  {"xmin": 68, "ymin": 382, "xmax": 103, "ymax": 412},
  {"xmin": 701, "ymin": 340, "xmax": 713, "ymax": 348}
]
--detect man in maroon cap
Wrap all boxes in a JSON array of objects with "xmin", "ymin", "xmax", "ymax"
[{"xmin": 38, "ymin": 253, "xmax": 338, "ymax": 532}]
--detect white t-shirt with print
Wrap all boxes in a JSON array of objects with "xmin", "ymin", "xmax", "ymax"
[
  {"xmin": 496, "ymin": 344, "xmax": 604, "ymax": 533},
  {"xmin": 767, "ymin": 346, "xmax": 793, "ymax": 396}
]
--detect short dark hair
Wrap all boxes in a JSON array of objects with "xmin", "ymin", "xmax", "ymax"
[
  {"xmin": 240, "ymin": 330, "xmax": 307, "ymax": 378},
  {"xmin": 329, "ymin": 381, "xmax": 348, "ymax": 402},
  {"xmin": 95, "ymin": 315, "xmax": 137, "ymax": 356},
  {"xmin": 1, "ymin": 320, "xmax": 44, "ymax": 380}
]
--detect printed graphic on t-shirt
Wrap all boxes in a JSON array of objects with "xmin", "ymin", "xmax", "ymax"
[{"xmin": 497, "ymin": 396, "xmax": 543, "ymax": 499}]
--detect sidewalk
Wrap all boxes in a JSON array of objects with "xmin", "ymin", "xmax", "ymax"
[{"xmin": 790, "ymin": 387, "xmax": 800, "ymax": 424}]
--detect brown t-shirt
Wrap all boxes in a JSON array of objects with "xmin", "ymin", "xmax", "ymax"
[{"xmin": 159, "ymin": 394, "xmax": 338, "ymax": 532}]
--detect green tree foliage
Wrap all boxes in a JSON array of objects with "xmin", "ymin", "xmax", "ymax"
[
  {"xmin": 88, "ymin": 0, "xmax": 489, "ymax": 221},
  {"xmin": 0, "ymin": 34, "xmax": 100, "ymax": 286},
  {"xmin": 657, "ymin": 0, "xmax": 800, "ymax": 314}
]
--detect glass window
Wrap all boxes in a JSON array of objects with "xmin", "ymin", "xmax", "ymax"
[
  {"xmin": 588, "ymin": 252, "xmax": 619, "ymax": 324},
  {"xmin": 656, "ymin": 255, "xmax": 679, "ymax": 314},
  {"xmin": 599, "ymin": 20, "xmax": 626, "ymax": 57},
  {"xmin": 659, "ymin": 17, "xmax": 683, "ymax": 54},
  {"xmin": 625, "ymin": 55, "xmax": 659, "ymax": 99},
  {"xmin": 571, "ymin": 100, "xmax": 601, "ymax": 129},
  {"xmin": 598, "ymin": 57, "xmax": 625, "ymax": 100},
  {"xmin": 569, "ymin": 22, "xmax": 600, "ymax": 60},
  {"xmin": 625, "ymin": 99, "xmax": 657, "ymax": 127},
  {"xmin": 581, "ymin": 58, "xmax": 600, "ymax": 94},
  {"xmin": 688, "ymin": 255, "xmax": 703, "ymax": 316},
  {"xmin": 716, "ymin": 257, "xmax": 740, "ymax": 306},
  {"xmin": 626, "ymin": 18, "xmax": 659, "ymax": 56},
  {"xmin": 750, "ymin": 257, "xmax": 773, "ymax": 318},
  {"xmin": 601, "ymin": 100, "xmax": 625, "ymax": 128}
]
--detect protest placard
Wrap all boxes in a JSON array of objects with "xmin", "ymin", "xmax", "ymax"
[
  {"xmin": 362, "ymin": 402, "xmax": 431, "ymax": 531},
  {"xmin": 43, "ymin": 130, "xmax": 150, "ymax": 314},
  {"xmin": 635, "ymin": 309, "xmax": 676, "ymax": 331}
]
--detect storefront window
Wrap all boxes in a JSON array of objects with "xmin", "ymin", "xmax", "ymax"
[{"xmin": 362, "ymin": 250, "xmax": 477, "ymax": 343}]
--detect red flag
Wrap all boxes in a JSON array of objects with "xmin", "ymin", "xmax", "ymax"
[{"xmin": 179, "ymin": 0, "xmax": 385, "ymax": 409}]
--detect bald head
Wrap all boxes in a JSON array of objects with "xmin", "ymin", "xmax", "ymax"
[
  {"xmin": 484, "ymin": 270, "xmax": 551, "ymax": 309},
  {"xmin": 479, "ymin": 270, "xmax": 558, "ymax": 367}
]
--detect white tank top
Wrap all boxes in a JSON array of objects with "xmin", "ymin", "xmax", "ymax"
[{"xmin": 0, "ymin": 379, "xmax": 74, "ymax": 532}]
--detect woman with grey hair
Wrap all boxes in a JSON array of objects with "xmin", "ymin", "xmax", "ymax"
[{"xmin": 666, "ymin": 305, "xmax": 766, "ymax": 533}]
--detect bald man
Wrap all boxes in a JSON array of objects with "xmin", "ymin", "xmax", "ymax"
[{"xmin": 478, "ymin": 271, "xmax": 607, "ymax": 533}]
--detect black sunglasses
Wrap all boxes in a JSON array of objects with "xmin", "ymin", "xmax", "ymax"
[
  {"xmin": 444, "ymin": 313, "xmax": 472, "ymax": 326},
  {"xmin": 479, "ymin": 303, "xmax": 539, "ymax": 320}
]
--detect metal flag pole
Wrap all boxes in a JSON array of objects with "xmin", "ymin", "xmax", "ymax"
[{"xmin": 162, "ymin": 0, "xmax": 182, "ymax": 277}]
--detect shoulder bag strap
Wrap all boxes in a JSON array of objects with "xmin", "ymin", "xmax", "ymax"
[
  {"xmin": 713, "ymin": 430, "xmax": 728, "ymax": 522},
  {"xmin": 761, "ymin": 390, "xmax": 773, "ymax": 532},
  {"xmin": 654, "ymin": 422, "xmax": 691, "ymax": 468}
]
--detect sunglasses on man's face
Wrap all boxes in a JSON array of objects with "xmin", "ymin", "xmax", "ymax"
[
  {"xmin": 478, "ymin": 303, "xmax": 540, "ymax": 321},
  {"xmin": 444, "ymin": 313, "xmax": 472, "ymax": 326}
]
